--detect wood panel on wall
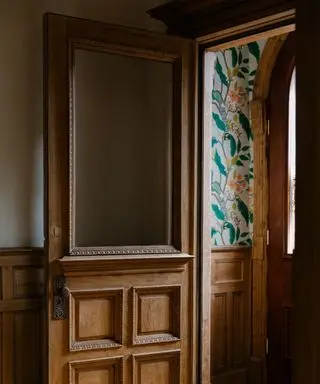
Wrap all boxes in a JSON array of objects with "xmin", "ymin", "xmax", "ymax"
[
  {"xmin": 0, "ymin": 248, "xmax": 44, "ymax": 384},
  {"xmin": 211, "ymin": 247, "xmax": 251, "ymax": 384}
]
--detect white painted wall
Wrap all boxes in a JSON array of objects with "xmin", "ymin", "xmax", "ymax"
[{"xmin": 0, "ymin": 0, "xmax": 168, "ymax": 247}]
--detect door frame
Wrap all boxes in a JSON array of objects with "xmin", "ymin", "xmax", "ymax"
[
  {"xmin": 197, "ymin": 21, "xmax": 295, "ymax": 384},
  {"xmin": 150, "ymin": 1, "xmax": 320, "ymax": 383},
  {"xmin": 266, "ymin": 32, "xmax": 295, "ymax": 383}
]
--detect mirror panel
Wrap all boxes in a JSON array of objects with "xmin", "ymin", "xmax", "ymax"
[{"xmin": 72, "ymin": 49, "xmax": 173, "ymax": 248}]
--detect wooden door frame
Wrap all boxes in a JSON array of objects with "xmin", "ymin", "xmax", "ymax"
[
  {"xmin": 266, "ymin": 32, "xmax": 295, "ymax": 383},
  {"xmin": 197, "ymin": 23, "xmax": 295, "ymax": 384},
  {"xmin": 150, "ymin": 2, "xmax": 320, "ymax": 384}
]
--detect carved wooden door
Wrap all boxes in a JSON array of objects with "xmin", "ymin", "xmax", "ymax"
[{"xmin": 44, "ymin": 13, "xmax": 197, "ymax": 384}]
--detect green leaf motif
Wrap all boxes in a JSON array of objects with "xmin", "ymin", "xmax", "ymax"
[
  {"xmin": 214, "ymin": 150, "xmax": 227, "ymax": 177},
  {"xmin": 227, "ymin": 222, "xmax": 236, "ymax": 244},
  {"xmin": 211, "ymin": 228, "xmax": 218, "ymax": 237},
  {"xmin": 237, "ymin": 72, "xmax": 245, "ymax": 79},
  {"xmin": 241, "ymin": 145, "xmax": 250, "ymax": 151},
  {"xmin": 215, "ymin": 57, "xmax": 229, "ymax": 87},
  {"xmin": 236, "ymin": 227, "xmax": 241, "ymax": 241},
  {"xmin": 249, "ymin": 211, "xmax": 254, "ymax": 224},
  {"xmin": 241, "ymin": 232, "xmax": 249, "ymax": 238},
  {"xmin": 212, "ymin": 137, "xmax": 218, "ymax": 147},
  {"xmin": 237, "ymin": 139, "xmax": 242, "ymax": 153},
  {"xmin": 212, "ymin": 181, "xmax": 222, "ymax": 195},
  {"xmin": 225, "ymin": 134, "xmax": 237, "ymax": 156},
  {"xmin": 250, "ymin": 70, "xmax": 257, "ymax": 76},
  {"xmin": 248, "ymin": 79, "xmax": 255, "ymax": 86},
  {"xmin": 248, "ymin": 42, "xmax": 260, "ymax": 62},
  {"xmin": 243, "ymin": 58, "xmax": 249, "ymax": 64},
  {"xmin": 237, "ymin": 197, "xmax": 249, "ymax": 225},
  {"xmin": 212, "ymin": 90, "xmax": 223, "ymax": 105},
  {"xmin": 240, "ymin": 154, "xmax": 250, "ymax": 161},
  {"xmin": 239, "ymin": 111, "xmax": 252, "ymax": 140},
  {"xmin": 212, "ymin": 204, "xmax": 225, "ymax": 221},
  {"xmin": 213, "ymin": 112, "xmax": 226, "ymax": 132},
  {"xmin": 231, "ymin": 48, "xmax": 238, "ymax": 68},
  {"xmin": 236, "ymin": 160, "xmax": 244, "ymax": 166}
]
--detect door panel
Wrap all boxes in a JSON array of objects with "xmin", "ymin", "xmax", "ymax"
[
  {"xmin": 211, "ymin": 247, "xmax": 251, "ymax": 384},
  {"xmin": 267, "ymin": 32, "xmax": 295, "ymax": 384},
  {"xmin": 58, "ymin": 255, "xmax": 192, "ymax": 383},
  {"xmin": 44, "ymin": 13, "xmax": 197, "ymax": 384}
]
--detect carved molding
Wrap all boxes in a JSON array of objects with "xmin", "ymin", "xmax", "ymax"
[
  {"xmin": 65, "ymin": 30, "xmax": 195, "ymax": 258},
  {"xmin": 148, "ymin": 0, "xmax": 295, "ymax": 39},
  {"xmin": 132, "ymin": 285, "xmax": 181, "ymax": 346},
  {"xmin": 69, "ymin": 288, "xmax": 124, "ymax": 352},
  {"xmin": 69, "ymin": 245, "xmax": 180, "ymax": 256},
  {"xmin": 60, "ymin": 254, "xmax": 193, "ymax": 276}
]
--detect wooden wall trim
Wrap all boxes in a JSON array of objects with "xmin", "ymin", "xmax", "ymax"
[
  {"xmin": 60, "ymin": 254, "xmax": 194, "ymax": 276},
  {"xmin": 148, "ymin": 0, "xmax": 295, "ymax": 40},
  {"xmin": 250, "ymin": 35, "xmax": 288, "ymax": 383},
  {"xmin": 253, "ymin": 34, "xmax": 288, "ymax": 99},
  {"xmin": 251, "ymin": 98, "xmax": 268, "ymax": 359},
  {"xmin": 0, "ymin": 247, "xmax": 44, "ymax": 384},
  {"xmin": 212, "ymin": 246, "xmax": 250, "ymax": 253}
]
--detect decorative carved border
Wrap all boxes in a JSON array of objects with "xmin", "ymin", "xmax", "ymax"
[
  {"xmin": 68, "ymin": 288, "xmax": 124, "ymax": 352},
  {"xmin": 69, "ymin": 245, "xmax": 180, "ymax": 256},
  {"xmin": 69, "ymin": 356, "xmax": 124, "ymax": 384},
  {"xmin": 132, "ymin": 285, "xmax": 181, "ymax": 346},
  {"xmin": 132, "ymin": 350, "xmax": 181, "ymax": 384},
  {"xmin": 67, "ymin": 37, "xmax": 186, "ymax": 257}
]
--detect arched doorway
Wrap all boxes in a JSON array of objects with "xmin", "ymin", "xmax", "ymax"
[
  {"xmin": 250, "ymin": 31, "xmax": 295, "ymax": 383},
  {"xmin": 267, "ymin": 32, "xmax": 295, "ymax": 384}
]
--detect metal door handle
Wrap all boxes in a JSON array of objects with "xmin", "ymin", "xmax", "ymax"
[{"xmin": 53, "ymin": 276, "xmax": 69, "ymax": 320}]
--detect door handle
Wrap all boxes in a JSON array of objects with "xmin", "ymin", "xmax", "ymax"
[{"xmin": 53, "ymin": 276, "xmax": 69, "ymax": 320}]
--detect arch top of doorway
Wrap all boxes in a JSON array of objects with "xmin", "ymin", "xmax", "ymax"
[{"xmin": 253, "ymin": 33, "xmax": 289, "ymax": 100}]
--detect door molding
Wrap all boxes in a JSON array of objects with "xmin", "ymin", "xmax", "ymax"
[{"xmin": 250, "ymin": 33, "xmax": 291, "ymax": 381}]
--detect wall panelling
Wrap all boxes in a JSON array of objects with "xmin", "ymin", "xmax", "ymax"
[{"xmin": 0, "ymin": 248, "xmax": 44, "ymax": 384}]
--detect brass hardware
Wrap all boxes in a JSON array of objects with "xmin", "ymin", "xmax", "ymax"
[{"xmin": 53, "ymin": 276, "xmax": 69, "ymax": 320}]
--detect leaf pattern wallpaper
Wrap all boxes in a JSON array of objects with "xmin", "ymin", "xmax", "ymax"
[{"xmin": 210, "ymin": 39, "xmax": 266, "ymax": 247}]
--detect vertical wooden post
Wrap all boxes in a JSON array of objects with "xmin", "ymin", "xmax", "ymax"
[
  {"xmin": 250, "ymin": 99, "xmax": 268, "ymax": 383},
  {"xmin": 294, "ymin": 1, "xmax": 320, "ymax": 383}
]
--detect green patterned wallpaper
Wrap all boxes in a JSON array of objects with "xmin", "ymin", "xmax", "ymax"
[{"xmin": 210, "ymin": 40, "xmax": 266, "ymax": 247}]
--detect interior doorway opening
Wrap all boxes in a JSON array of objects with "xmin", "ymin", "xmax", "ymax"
[{"xmin": 203, "ymin": 26, "xmax": 295, "ymax": 384}]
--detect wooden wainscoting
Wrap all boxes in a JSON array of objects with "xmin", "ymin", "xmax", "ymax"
[
  {"xmin": 211, "ymin": 246, "xmax": 251, "ymax": 384},
  {"xmin": 0, "ymin": 248, "xmax": 44, "ymax": 384}
]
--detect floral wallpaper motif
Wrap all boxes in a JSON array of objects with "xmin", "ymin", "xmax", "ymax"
[{"xmin": 211, "ymin": 40, "xmax": 266, "ymax": 247}]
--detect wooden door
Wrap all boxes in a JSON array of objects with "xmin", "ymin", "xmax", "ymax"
[
  {"xmin": 267, "ymin": 33, "xmax": 295, "ymax": 384},
  {"xmin": 44, "ymin": 13, "xmax": 197, "ymax": 384}
]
